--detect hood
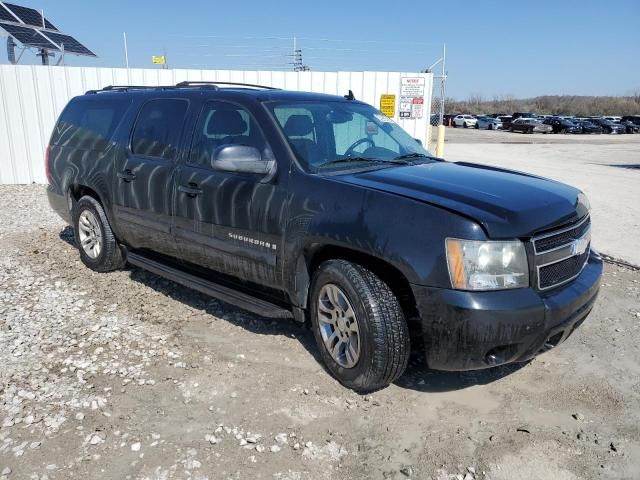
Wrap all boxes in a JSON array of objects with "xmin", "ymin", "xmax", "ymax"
[{"xmin": 336, "ymin": 161, "xmax": 588, "ymax": 238}]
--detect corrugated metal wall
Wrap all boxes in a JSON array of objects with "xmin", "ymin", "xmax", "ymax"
[{"xmin": 0, "ymin": 65, "xmax": 432, "ymax": 184}]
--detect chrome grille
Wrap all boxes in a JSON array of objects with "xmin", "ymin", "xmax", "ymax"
[{"xmin": 532, "ymin": 216, "xmax": 591, "ymax": 291}]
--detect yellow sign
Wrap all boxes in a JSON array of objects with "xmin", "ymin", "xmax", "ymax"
[
  {"xmin": 151, "ymin": 55, "xmax": 166, "ymax": 65},
  {"xmin": 380, "ymin": 94, "xmax": 396, "ymax": 117}
]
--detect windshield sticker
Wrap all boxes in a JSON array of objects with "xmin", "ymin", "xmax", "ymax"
[
  {"xmin": 366, "ymin": 122, "xmax": 379, "ymax": 135},
  {"xmin": 374, "ymin": 113, "xmax": 392, "ymax": 124}
]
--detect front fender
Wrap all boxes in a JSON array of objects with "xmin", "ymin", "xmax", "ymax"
[{"xmin": 282, "ymin": 173, "xmax": 486, "ymax": 306}]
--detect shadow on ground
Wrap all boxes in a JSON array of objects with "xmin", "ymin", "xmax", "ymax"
[
  {"xmin": 59, "ymin": 225, "xmax": 527, "ymax": 395},
  {"xmin": 605, "ymin": 163, "xmax": 640, "ymax": 170}
]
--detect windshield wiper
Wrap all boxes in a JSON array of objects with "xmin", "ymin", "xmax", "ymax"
[
  {"xmin": 392, "ymin": 152, "xmax": 433, "ymax": 161},
  {"xmin": 316, "ymin": 157, "xmax": 384, "ymax": 168}
]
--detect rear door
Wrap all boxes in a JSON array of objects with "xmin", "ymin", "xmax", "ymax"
[
  {"xmin": 112, "ymin": 98, "xmax": 190, "ymax": 256},
  {"xmin": 173, "ymin": 99, "xmax": 284, "ymax": 287}
]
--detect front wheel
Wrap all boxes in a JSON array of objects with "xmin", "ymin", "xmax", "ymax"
[{"xmin": 310, "ymin": 260, "xmax": 410, "ymax": 392}]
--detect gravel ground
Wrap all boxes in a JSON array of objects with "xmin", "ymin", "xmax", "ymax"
[{"xmin": 1, "ymin": 185, "xmax": 639, "ymax": 480}]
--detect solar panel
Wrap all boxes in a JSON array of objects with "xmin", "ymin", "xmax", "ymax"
[
  {"xmin": 2, "ymin": 2, "xmax": 57, "ymax": 30},
  {"xmin": 40, "ymin": 30, "xmax": 95, "ymax": 56},
  {"xmin": 0, "ymin": 21, "xmax": 59, "ymax": 50},
  {"xmin": 0, "ymin": 3, "xmax": 18, "ymax": 22}
]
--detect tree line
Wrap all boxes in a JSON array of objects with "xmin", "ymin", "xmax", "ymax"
[{"xmin": 446, "ymin": 93, "xmax": 640, "ymax": 116}]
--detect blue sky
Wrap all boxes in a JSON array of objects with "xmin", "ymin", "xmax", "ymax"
[{"xmin": 1, "ymin": 0, "xmax": 638, "ymax": 99}]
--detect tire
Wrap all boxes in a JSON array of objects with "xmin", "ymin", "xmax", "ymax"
[
  {"xmin": 72, "ymin": 195, "xmax": 125, "ymax": 273},
  {"xmin": 463, "ymin": 122, "xmax": 468, "ymax": 128},
  {"xmin": 309, "ymin": 260, "xmax": 410, "ymax": 392},
  {"xmin": 475, "ymin": 123, "xmax": 479, "ymax": 129},
  {"xmin": 488, "ymin": 124, "xmax": 493, "ymax": 130}
]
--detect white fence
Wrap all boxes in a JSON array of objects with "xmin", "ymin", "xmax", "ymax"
[{"xmin": 0, "ymin": 65, "xmax": 432, "ymax": 184}]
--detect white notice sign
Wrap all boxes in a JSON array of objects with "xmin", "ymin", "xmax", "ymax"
[{"xmin": 399, "ymin": 77, "xmax": 426, "ymax": 119}]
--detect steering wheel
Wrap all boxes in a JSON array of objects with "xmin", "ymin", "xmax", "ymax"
[{"xmin": 344, "ymin": 138, "xmax": 375, "ymax": 157}]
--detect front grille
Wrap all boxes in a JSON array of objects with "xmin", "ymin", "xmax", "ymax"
[
  {"xmin": 533, "ymin": 215, "xmax": 591, "ymax": 290},
  {"xmin": 534, "ymin": 217, "xmax": 591, "ymax": 253},
  {"xmin": 539, "ymin": 250, "xmax": 589, "ymax": 289}
]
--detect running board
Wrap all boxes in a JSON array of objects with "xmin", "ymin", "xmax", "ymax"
[{"xmin": 127, "ymin": 252, "xmax": 293, "ymax": 319}]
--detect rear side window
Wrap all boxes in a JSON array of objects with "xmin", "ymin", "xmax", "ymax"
[
  {"xmin": 131, "ymin": 99, "xmax": 189, "ymax": 160},
  {"xmin": 51, "ymin": 96, "xmax": 131, "ymax": 151}
]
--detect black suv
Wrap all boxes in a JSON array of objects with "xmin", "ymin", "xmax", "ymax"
[{"xmin": 47, "ymin": 82, "xmax": 602, "ymax": 391}]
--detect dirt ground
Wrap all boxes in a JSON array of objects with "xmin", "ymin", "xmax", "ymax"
[{"xmin": 1, "ymin": 182, "xmax": 639, "ymax": 480}]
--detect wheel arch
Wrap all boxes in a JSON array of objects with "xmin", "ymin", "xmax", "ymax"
[{"xmin": 294, "ymin": 244, "xmax": 419, "ymax": 321}]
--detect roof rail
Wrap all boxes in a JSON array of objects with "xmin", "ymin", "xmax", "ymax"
[
  {"xmin": 85, "ymin": 81, "xmax": 281, "ymax": 95},
  {"xmin": 175, "ymin": 81, "xmax": 280, "ymax": 90},
  {"xmin": 85, "ymin": 85, "xmax": 173, "ymax": 94}
]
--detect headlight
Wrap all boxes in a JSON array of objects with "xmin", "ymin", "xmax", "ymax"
[{"xmin": 445, "ymin": 238, "xmax": 529, "ymax": 290}]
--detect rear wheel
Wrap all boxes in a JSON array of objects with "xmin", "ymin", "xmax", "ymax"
[
  {"xmin": 310, "ymin": 260, "xmax": 410, "ymax": 392},
  {"xmin": 488, "ymin": 124, "xmax": 493, "ymax": 130},
  {"xmin": 72, "ymin": 195, "xmax": 125, "ymax": 272}
]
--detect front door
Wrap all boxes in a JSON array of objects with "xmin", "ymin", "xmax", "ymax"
[
  {"xmin": 112, "ymin": 98, "xmax": 189, "ymax": 256},
  {"xmin": 173, "ymin": 99, "xmax": 285, "ymax": 287}
]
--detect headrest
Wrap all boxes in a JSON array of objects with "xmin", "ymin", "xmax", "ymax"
[
  {"xmin": 207, "ymin": 109, "xmax": 247, "ymax": 136},
  {"xmin": 283, "ymin": 115, "xmax": 314, "ymax": 136}
]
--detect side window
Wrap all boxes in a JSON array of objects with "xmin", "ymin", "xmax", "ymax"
[
  {"xmin": 131, "ymin": 99, "xmax": 188, "ymax": 160},
  {"xmin": 189, "ymin": 101, "xmax": 269, "ymax": 168},
  {"xmin": 52, "ymin": 97, "xmax": 131, "ymax": 151}
]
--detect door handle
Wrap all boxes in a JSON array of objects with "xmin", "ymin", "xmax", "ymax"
[
  {"xmin": 117, "ymin": 170, "xmax": 136, "ymax": 182},
  {"xmin": 178, "ymin": 184, "xmax": 203, "ymax": 197}
]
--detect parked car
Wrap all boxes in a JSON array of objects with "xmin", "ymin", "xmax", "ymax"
[
  {"xmin": 572, "ymin": 120, "xmax": 603, "ymax": 134},
  {"xmin": 453, "ymin": 114, "xmax": 478, "ymax": 128},
  {"xmin": 498, "ymin": 115, "xmax": 514, "ymax": 130},
  {"xmin": 588, "ymin": 118, "xmax": 626, "ymax": 134},
  {"xmin": 619, "ymin": 119, "xmax": 639, "ymax": 134},
  {"xmin": 511, "ymin": 112, "xmax": 536, "ymax": 121},
  {"xmin": 476, "ymin": 116, "xmax": 503, "ymax": 130},
  {"xmin": 620, "ymin": 115, "xmax": 640, "ymax": 126},
  {"xmin": 510, "ymin": 118, "xmax": 553, "ymax": 134},
  {"xmin": 443, "ymin": 114, "xmax": 457, "ymax": 126},
  {"xmin": 543, "ymin": 118, "xmax": 581, "ymax": 134},
  {"xmin": 603, "ymin": 116, "xmax": 622, "ymax": 123},
  {"xmin": 46, "ymin": 82, "xmax": 602, "ymax": 391}
]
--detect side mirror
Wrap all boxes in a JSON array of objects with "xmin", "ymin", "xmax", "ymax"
[{"xmin": 212, "ymin": 145, "xmax": 276, "ymax": 176}]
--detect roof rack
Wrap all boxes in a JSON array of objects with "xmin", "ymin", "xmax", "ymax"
[
  {"xmin": 85, "ymin": 85, "xmax": 174, "ymax": 94},
  {"xmin": 175, "ymin": 81, "xmax": 280, "ymax": 90},
  {"xmin": 85, "ymin": 81, "xmax": 280, "ymax": 95}
]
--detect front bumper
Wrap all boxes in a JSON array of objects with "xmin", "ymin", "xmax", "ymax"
[{"xmin": 411, "ymin": 250, "xmax": 603, "ymax": 371}]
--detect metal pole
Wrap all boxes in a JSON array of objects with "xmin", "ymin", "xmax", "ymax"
[
  {"xmin": 435, "ymin": 44, "xmax": 447, "ymax": 157},
  {"xmin": 123, "ymin": 32, "xmax": 129, "ymax": 68},
  {"xmin": 439, "ymin": 44, "xmax": 446, "ymax": 124},
  {"xmin": 293, "ymin": 36, "xmax": 297, "ymax": 71}
]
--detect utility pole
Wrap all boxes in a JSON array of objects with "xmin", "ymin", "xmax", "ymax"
[{"xmin": 291, "ymin": 36, "xmax": 310, "ymax": 72}]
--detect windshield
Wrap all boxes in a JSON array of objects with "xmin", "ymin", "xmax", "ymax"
[{"xmin": 268, "ymin": 101, "xmax": 431, "ymax": 172}]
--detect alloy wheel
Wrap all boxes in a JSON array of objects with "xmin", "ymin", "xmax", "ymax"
[
  {"xmin": 77, "ymin": 210, "xmax": 103, "ymax": 259},
  {"xmin": 317, "ymin": 284, "xmax": 361, "ymax": 368}
]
